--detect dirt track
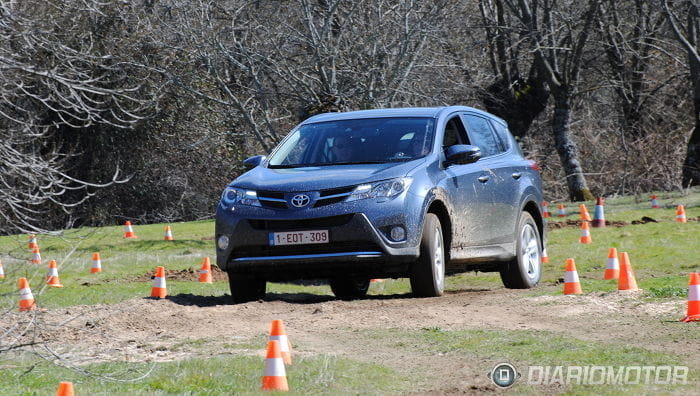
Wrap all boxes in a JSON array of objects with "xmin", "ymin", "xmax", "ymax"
[{"xmin": 11, "ymin": 284, "xmax": 697, "ymax": 393}]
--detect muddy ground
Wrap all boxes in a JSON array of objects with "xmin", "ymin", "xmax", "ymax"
[{"xmin": 9, "ymin": 283, "xmax": 698, "ymax": 394}]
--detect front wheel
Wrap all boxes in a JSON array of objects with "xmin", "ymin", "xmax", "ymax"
[
  {"xmin": 410, "ymin": 213, "xmax": 445, "ymax": 297},
  {"xmin": 329, "ymin": 278, "xmax": 370, "ymax": 300},
  {"xmin": 228, "ymin": 273, "xmax": 266, "ymax": 303},
  {"xmin": 500, "ymin": 211, "xmax": 542, "ymax": 289}
]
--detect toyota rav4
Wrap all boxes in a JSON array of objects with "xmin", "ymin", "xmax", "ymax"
[{"xmin": 216, "ymin": 106, "xmax": 545, "ymax": 302}]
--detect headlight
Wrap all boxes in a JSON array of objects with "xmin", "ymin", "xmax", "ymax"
[
  {"xmin": 220, "ymin": 187, "xmax": 261, "ymax": 207},
  {"xmin": 346, "ymin": 178, "xmax": 412, "ymax": 202}
]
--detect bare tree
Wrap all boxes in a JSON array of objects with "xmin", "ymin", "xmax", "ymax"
[
  {"xmin": 663, "ymin": 0, "xmax": 700, "ymax": 187},
  {"xmin": 504, "ymin": 0, "xmax": 600, "ymax": 201},
  {"xmin": 598, "ymin": 0, "xmax": 669, "ymax": 138},
  {"xmin": 0, "ymin": 0, "xmax": 161, "ymax": 233},
  {"xmin": 160, "ymin": 0, "xmax": 454, "ymax": 152},
  {"xmin": 478, "ymin": 0, "xmax": 550, "ymax": 138}
]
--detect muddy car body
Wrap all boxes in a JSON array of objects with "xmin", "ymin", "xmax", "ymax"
[{"xmin": 216, "ymin": 106, "xmax": 545, "ymax": 302}]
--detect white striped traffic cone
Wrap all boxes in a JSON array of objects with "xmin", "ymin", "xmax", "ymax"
[
  {"xmin": 563, "ymin": 258, "xmax": 583, "ymax": 295},
  {"xmin": 18, "ymin": 277, "xmax": 36, "ymax": 311},
  {"xmin": 603, "ymin": 248, "xmax": 619, "ymax": 280},
  {"xmin": 592, "ymin": 197, "xmax": 605, "ymax": 227},
  {"xmin": 261, "ymin": 340, "xmax": 289, "ymax": 391},
  {"xmin": 46, "ymin": 260, "xmax": 64, "ymax": 287},
  {"xmin": 31, "ymin": 248, "xmax": 42, "ymax": 265},
  {"xmin": 91, "ymin": 252, "xmax": 102, "ymax": 273},
  {"xmin": 151, "ymin": 266, "xmax": 167, "ymax": 298},
  {"xmin": 164, "ymin": 226, "xmax": 174, "ymax": 241},
  {"xmin": 269, "ymin": 319, "xmax": 292, "ymax": 365},
  {"xmin": 681, "ymin": 273, "xmax": 700, "ymax": 322}
]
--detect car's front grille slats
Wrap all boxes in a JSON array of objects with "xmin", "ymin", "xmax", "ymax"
[{"xmin": 254, "ymin": 186, "xmax": 356, "ymax": 210}]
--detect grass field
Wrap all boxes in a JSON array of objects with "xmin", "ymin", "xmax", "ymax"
[{"xmin": 0, "ymin": 189, "xmax": 698, "ymax": 394}]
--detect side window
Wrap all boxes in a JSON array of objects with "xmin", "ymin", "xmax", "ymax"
[
  {"xmin": 462, "ymin": 114, "xmax": 501, "ymax": 157},
  {"xmin": 490, "ymin": 121, "xmax": 511, "ymax": 152},
  {"xmin": 442, "ymin": 116, "xmax": 468, "ymax": 148}
]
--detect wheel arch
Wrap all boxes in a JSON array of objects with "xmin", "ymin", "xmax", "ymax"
[{"xmin": 426, "ymin": 199, "xmax": 452, "ymax": 262}]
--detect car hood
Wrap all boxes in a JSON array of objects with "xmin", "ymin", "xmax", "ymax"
[{"xmin": 231, "ymin": 160, "xmax": 424, "ymax": 191}]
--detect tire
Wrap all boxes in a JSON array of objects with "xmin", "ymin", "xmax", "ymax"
[
  {"xmin": 330, "ymin": 278, "xmax": 370, "ymax": 300},
  {"xmin": 500, "ymin": 211, "xmax": 542, "ymax": 289},
  {"xmin": 228, "ymin": 273, "xmax": 266, "ymax": 303},
  {"xmin": 410, "ymin": 213, "xmax": 445, "ymax": 297}
]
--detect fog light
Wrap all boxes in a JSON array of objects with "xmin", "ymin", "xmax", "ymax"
[
  {"xmin": 217, "ymin": 235, "xmax": 229, "ymax": 250},
  {"xmin": 389, "ymin": 226, "xmax": 405, "ymax": 242}
]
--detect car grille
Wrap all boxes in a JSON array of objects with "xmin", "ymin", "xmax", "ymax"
[
  {"xmin": 314, "ymin": 186, "xmax": 355, "ymax": 208},
  {"xmin": 256, "ymin": 186, "xmax": 356, "ymax": 209},
  {"xmin": 230, "ymin": 241, "xmax": 382, "ymax": 259},
  {"xmin": 257, "ymin": 191, "xmax": 288, "ymax": 209},
  {"xmin": 248, "ymin": 214, "xmax": 354, "ymax": 231}
]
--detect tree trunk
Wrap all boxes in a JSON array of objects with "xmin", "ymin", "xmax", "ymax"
[
  {"xmin": 681, "ymin": 93, "xmax": 700, "ymax": 187},
  {"xmin": 551, "ymin": 91, "xmax": 594, "ymax": 201},
  {"xmin": 681, "ymin": 35, "xmax": 700, "ymax": 187}
]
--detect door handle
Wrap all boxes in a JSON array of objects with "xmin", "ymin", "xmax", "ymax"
[
  {"xmin": 478, "ymin": 175, "xmax": 490, "ymax": 183},
  {"xmin": 512, "ymin": 172, "xmax": 522, "ymax": 179}
]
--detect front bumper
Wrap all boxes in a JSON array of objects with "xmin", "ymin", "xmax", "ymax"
[{"xmin": 215, "ymin": 207, "xmax": 421, "ymax": 280}]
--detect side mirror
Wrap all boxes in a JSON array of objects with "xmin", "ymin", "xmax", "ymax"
[
  {"xmin": 445, "ymin": 145, "xmax": 481, "ymax": 166},
  {"xmin": 243, "ymin": 155, "xmax": 266, "ymax": 169}
]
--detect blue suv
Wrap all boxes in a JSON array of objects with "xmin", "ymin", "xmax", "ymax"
[{"xmin": 216, "ymin": 106, "xmax": 545, "ymax": 302}]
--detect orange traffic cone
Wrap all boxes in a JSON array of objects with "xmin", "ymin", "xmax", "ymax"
[
  {"xmin": 28, "ymin": 234, "xmax": 39, "ymax": 250},
  {"xmin": 91, "ymin": 252, "xmax": 102, "ymax": 273},
  {"xmin": 370, "ymin": 278, "xmax": 385, "ymax": 283},
  {"xmin": 198, "ymin": 257, "xmax": 213, "ymax": 283},
  {"xmin": 151, "ymin": 266, "xmax": 167, "ymax": 298},
  {"xmin": 18, "ymin": 277, "xmax": 36, "ymax": 311},
  {"xmin": 618, "ymin": 252, "xmax": 639, "ymax": 291},
  {"xmin": 681, "ymin": 273, "xmax": 700, "ymax": 322},
  {"xmin": 123, "ymin": 221, "xmax": 138, "ymax": 238},
  {"xmin": 164, "ymin": 226, "xmax": 174, "ymax": 241},
  {"xmin": 0, "ymin": 259, "xmax": 5, "ymax": 279},
  {"xmin": 31, "ymin": 248, "xmax": 42, "ymax": 265},
  {"xmin": 603, "ymin": 248, "xmax": 619, "ymax": 280},
  {"xmin": 579, "ymin": 221, "xmax": 592, "ymax": 244},
  {"xmin": 542, "ymin": 202, "xmax": 551, "ymax": 218},
  {"xmin": 46, "ymin": 260, "xmax": 64, "ymax": 288},
  {"xmin": 261, "ymin": 340, "xmax": 289, "ymax": 391},
  {"xmin": 592, "ymin": 197, "xmax": 605, "ymax": 228},
  {"xmin": 650, "ymin": 195, "xmax": 660, "ymax": 208},
  {"xmin": 579, "ymin": 204, "xmax": 592, "ymax": 221},
  {"xmin": 563, "ymin": 258, "xmax": 583, "ymax": 295},
  {"xmin": 269, "ymin": 319, "xmax": 292, "ymax": 365},
  {"xmin": 676, "ymin": 205, "xmax": 687, "ymax": 223},
  {"xmin": 557, "ymin": 204, "xmax": 567, "ymax": 217},
  {"xmin": 56, "ymin": 381, "xmax": 75, "ymax": 396},
  {"xmin": 541, "ymin": 248, "xmax": 549, "ymax": 264}
]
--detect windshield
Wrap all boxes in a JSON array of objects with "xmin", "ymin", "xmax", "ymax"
[{"xmin": 268, "ymin": 117, "xmax": 435, "ymax": 168}]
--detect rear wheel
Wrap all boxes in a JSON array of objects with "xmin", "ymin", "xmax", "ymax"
[
  {"xmin": 228, "ymin": 273, "xmax": 266, "ymax": 303},
  {"xmin": 410, "ymin": 213, "xmax": 445, "ymax": 297},
  {"xmin": 329, "ymin": 278, "xmax": 370, "ymax": 300},
  {"xmin": 500, "ymin": 211, "xmax": 542, "ymax": 289}
]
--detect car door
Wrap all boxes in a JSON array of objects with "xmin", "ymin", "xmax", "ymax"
[
  {"xmin": 438, "ymin": 114, "xmax": 491, "ymax": 248},
  {"xmin": 460, "ymin": 113, "xmax": 519, "ymax": 245}
]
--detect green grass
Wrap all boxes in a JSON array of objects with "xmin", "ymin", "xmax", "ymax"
[
  {"xmin": 1, "ymin": 189, "xmax": 699, "ymax": 394},
  {"xmin": 366, "ymin": 327, "xmax": 698, "ymax": 394},
  {"xmin": 0, "ymin": 354, "xmax": 406, "ymax": 395}
]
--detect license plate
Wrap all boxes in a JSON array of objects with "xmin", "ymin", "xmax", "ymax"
[{"xmin": 269, "ymin": 230, "xmax": 329, "ymax": 246}]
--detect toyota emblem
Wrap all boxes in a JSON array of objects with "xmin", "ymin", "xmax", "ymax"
[{"xmin": 290, "ymin": 194, "xmax": 310, "ymax": 208}]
